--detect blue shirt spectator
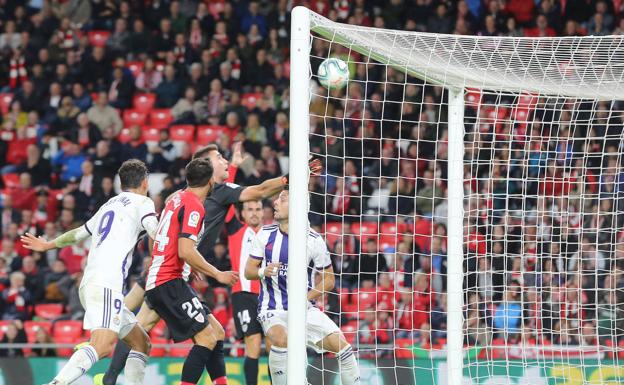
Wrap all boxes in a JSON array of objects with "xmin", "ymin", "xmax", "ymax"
[{"xmin": 51, "ymin": 142, "xmax": 87, "ymax": 183}]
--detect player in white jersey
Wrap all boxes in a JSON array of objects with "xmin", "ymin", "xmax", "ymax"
[
  {"xmin": 21, "ymin": 160, "xmax": 158, "ymax": 385},
  {"xmin": 245, "ymin": 188, "xmax": 360, "ymax": 385}
]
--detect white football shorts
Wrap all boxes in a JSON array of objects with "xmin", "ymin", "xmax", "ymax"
[
  {"xmin": 79, "ymin": 284, "xmax": 137, "ymax": 339},
  {"xmin": 258, "ymin": 306, "xmax": 340, "ymax": 352}
]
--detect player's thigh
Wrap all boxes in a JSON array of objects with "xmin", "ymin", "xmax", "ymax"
[
  {"xmin": 258, "ymin": 310, "xmax": 288, "ymax": 347},
  {"xmin": 136, "ymin": 301, "xmax": 160, "ymax": 332},
  {"xmin": 192, "ymin": 323, "xmax": 219, "ymax": 348},
  {"xmin": 89, "ymin": 328, "xmax": 118, "ymax": 358},
  {"xmin": 145, "ymin": 279, "xmax": 210, "ymax": 343},
  {"xmin": 207, "ymin": 313, "xmax": 225, "ymax": 340},
  {"xmin": 307, "ymin": 307, "xmax": 342, "ymax": 353},
  {"xmin": 80, "ymin": 285, "xmax": 126, "ymax": 335},
  {"xmin": 123, "ymin": 283, "xmax": 146, "ymax": 312}
]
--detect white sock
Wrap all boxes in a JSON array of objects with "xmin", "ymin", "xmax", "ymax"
[
  {"xmin": 338, "ymin": 345, "xmax": 360, "ymax": 385},
  {"xmin": 53, "ymin": 345, "xmax": 99, "ymax": 384},
  {"xmin": 124, "ymin": 350, "xmax": 148, "ymax": 385},
  {"xmin": 269, "ymin": 346, "xmax": 288, "ymax": 385}
]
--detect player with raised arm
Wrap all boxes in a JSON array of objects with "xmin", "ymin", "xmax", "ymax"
[
  {"xmin": 21, "ymin": 160, "xmax": 158, "ymax": 385},
  {"xmin": 245, "ymin": 188, "xmax": 361, "ymax": 385},
  {"xmin": 144, "ymin": 158, "xmax": 239, "ymax": 385},
  {"xmin": 225, "ymin": 200, "xmax": 266, "ymax": 385}
]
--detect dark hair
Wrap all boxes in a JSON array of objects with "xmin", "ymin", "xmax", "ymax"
[
  {"xmin": 119, "ymin": 159, "xmax": 148, "ymax": 189},
  {"xmin": 192, "ymin": 144, "xmax": 218, "ymax": 160},
  {"xmin": 186, "ymin": 158, "xmax": 213, "ymax": 187}
]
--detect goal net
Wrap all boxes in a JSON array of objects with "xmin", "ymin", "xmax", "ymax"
[{"xmin": 288, "ymin": 6, "xmax": 624, "ymax": 385}]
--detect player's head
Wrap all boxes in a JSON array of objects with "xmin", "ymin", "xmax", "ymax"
[
  {"xmin": 241, "ymin": 200, "xmax": 263, "ymax": 228},
  {"xmin": 272, "ymin": 189, "xmax": 289, "ymax": 222},
  {"xmin": 119, "ymin": 159, "xmax": 149, "ymax": 194},
  {"xmin": 193, "ymin": 144, "xmax": 229, "ymax": 183},
  {"xmin": 185, "ymin": 157, "xmax": 214, "ymax": 190}
]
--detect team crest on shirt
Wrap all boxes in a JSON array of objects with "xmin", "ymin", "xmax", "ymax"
[
  {"xmin": 188, "ymin": 211, "xmax": 200, "ymax": 227},
  {"xmin": 113, "ymin": 315, "xmax": 120, "ymax": 326}
]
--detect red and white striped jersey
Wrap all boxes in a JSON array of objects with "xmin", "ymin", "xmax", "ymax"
[
  {"xmin": 146, "ymin": 190, "xmax": 204, "ymax": 290},
  {"xmin": 225, "ymin": 205, "xmax": 260, "ymax": 294}
]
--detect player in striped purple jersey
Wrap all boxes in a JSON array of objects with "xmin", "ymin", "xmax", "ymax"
[{"xmin": 245, "ymin": 189, "xmax": 360, "ymax": 385}]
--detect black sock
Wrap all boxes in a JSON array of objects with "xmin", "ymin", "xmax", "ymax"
[
  {"xmin": 244, "ymin": 357, "xmax": 259, "ymax": 385},
  {"xmin": 103, "ymin": 341, "xmax": 131, "ymax": 385},
  {"xmin": 205, "ymin": 340, "xmax": 226, "ymax": 381},
  {"xmin": 182, "ymin": 345, "xmax": 213, "ymax": 384}
]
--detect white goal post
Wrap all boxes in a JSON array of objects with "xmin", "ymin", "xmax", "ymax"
[{"xmin": 289, "ymin": 6, "xmax": 624, "ymax": 385}]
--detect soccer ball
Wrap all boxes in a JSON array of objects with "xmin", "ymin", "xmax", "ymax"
[{"xmin": 317, "ymin": 58, "xmax": 349, "ymax": 90}]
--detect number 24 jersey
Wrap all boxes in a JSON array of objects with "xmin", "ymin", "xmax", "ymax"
[{"xmin": 146, "ymin": 190, "xmax": 205, "ymax": 290}]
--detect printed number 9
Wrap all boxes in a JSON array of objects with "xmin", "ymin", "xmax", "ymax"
[
  {"xmin": 114, "ymin": 299, "xmax": 122, "ymax": 314},
  {"xmin": 97, "ymin": 211, "xmax": 115, "ymax": 246}
]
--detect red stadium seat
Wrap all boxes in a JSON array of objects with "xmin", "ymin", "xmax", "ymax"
[
  {"xmin": 118, "ymin": 128, "xmax": 132, "ymax": 143},
  {"xmin": 350, "ymin": 221, "xmax": 378, "ymax": 246},
  {"xmin": 133, "ymin": 93, "xmax": 156, "ymax": 113},
  {"xmin": 241, "ymin": 92, "xmax": 262, "ymax": 110},
  {"xmin": 351, "ymin": 288, "xmax": 377, "ymax": 313},
  {"xmin": 123, "ymin": 109, "xmax": 148, "ymax": 127},
  {"xmin": 0, "ymin": 321, "xmax": 11, "ymax": 339},
  {"xmin": 196, "ymin": 125, "xmax": 229, "ymax": 145},
  {"xmin": 517, "ymin": 93, "xmax": 538, "ymax": 110},
  {"xmin": 150, "ymin": 109, "xmax": 174, "ymax": 128},
  {"xmin": 35, "ymin": 303, "xmax": 64, "ymax": 320},
  {"xmin": 465, "ymin": 88, "xmax": 481, "ymax": 108},
  {"xmin": 150, "ymin": 337, "xmax": 168, "ymax": 357},
  {"xmin": 395, "ymin": 338, "xmax": 415, "ymax": 358},
  {"xmin": 126, "ymin": 61, "xmax": 144, "ymax": 78},
  {"xmin": 169, "ymin": 125, "xmax": 195, "ymax": 142},
  {"xmin": 24, "ymin": 321, "xmax": 52, "ymax": 343},
  {"xmin": 149, "ymin": 320, "xmax": 168, "ymax": 339},
  {"xmin": 54, "ymin": 320, "xmax": 84, "ymax": 356},
  {"xmin": 169, "ymin": 340, "xmax": 192, "ymax": 357},
  {"xmin": 87, "ymin": 30, "xmax": 110, "ymax": 47},
  {"xmin": 340, "ymin": 322, "xmax": 358, "ymax": 345},
  {"xmin": 323, "ymin": 222, "xmax": 343, "ymax": 250},
  {"xmin": 379, "ymin": 222, "xmax": 399, "ymax": 250},
  {"xmin": 0, "ymin": 93, "xmax": 13, "ymax": 115},
  {"xmin": 2, "ymin": 173, "xmax": 19, "ymax": 189},
  {"xmin": 142, "ymin": 126, "xmax": 162, "ymax": 143},
  {"xmin": 53, "ymin": 321, "xmax": 82, "ymax": 340}
]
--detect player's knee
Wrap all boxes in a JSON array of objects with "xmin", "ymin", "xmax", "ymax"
[
  {"xmin": 92, "ymin": 340, "xmax": 115, "ymax": 358},
  {"xmin": 194, "ymin": 326, "xmax": 218, "ymax": 349},
  {"xmin": 270, "ymin": 331, "xmax": 287, "ymax": 348}
]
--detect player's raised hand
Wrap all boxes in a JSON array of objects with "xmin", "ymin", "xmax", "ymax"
[
  {"xmin": 217, "ymin": 271, "xmax": 240, "ymax": 286},
  {"xmin": 309, "ymin": 157, "xmax": 322, "ymax": 176},
  {"xmin": 264, "ymin": 262, "xmax": 281, "ymax": 277},
  {"xmin": 20, "ymin": 233, "xmax": 53, "ymax": 252},
  {"xmin": 231, "ymin": 142, "xmax": 250, "ymax": 167}
]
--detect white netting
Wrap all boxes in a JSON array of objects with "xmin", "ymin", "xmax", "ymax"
[{"xmin": 301, "ymin": 10, "xmax": 624, "ymax": 385}]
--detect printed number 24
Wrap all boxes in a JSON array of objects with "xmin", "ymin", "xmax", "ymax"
[{"xmin": 182, "ymin": 297, "xmax": 204, "ymax": 321}]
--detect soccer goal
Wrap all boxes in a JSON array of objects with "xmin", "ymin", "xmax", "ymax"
[{"xmin": 288, "ymin": 6, "xmax": 624, "ymax": 385}]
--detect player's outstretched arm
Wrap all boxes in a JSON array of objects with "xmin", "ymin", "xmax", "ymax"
[
  {"xmin": 307, "ymin": 266, "xmax": 335, "ymax": 303},
  {"xmin": 21, "ymin": 225, "xmax": 91, "ymax": 252},
  {"xmin": 238, "ymin": 158, "xmax": 322, "ymax": 202},
  {"xmin": 178, "ymin": 237, "xmax": 239, "ymax": 286}
]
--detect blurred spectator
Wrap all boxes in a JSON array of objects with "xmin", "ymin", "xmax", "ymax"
[
  {"xmin": 2, "ymin": 271, "xmax": 32, "ymax": 320},
  {"xmin": 9, "ymin": 173, "xmax": 37, "ymax": 211},
  {"xmin": 171, "ymin": 87, "xmax": 207, "ymax": 124},
  {"xmin": 87, "ymin": 92, "xmax": 123, "ymax": 136},
  {"xmin": 0, "ymin": 321, "xmax": 26, "ymax": 357},
  {"xmin": 122, "ymin": 125, "xmax": 148, "ymax": 162},
  {"xmin": 31, "ymin": 327, "xmax": 56, "ymax": 357},
  {"xmin": 146, "ymin": 129, "xmax": 176, "ymax": 173},
  {"xmin": 21, "ymin": 256, "xmax": 44, "ymax": 302},
  {"xmin": 51, "ymin": 141, "xmax": 86, "ymax": 183},
  {"xmin": 155, "ymin": 65, "xmax": 182, "ymax": 108},
  {"xmin": 135, "ymin": 58, "xmax": 163, "ymax": 92},
  {"xmin": 108, "ymin": 67, "xmax": 135, "ymax": 110}
]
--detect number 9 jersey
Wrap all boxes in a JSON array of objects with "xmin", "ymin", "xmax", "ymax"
[
  {"xmin": 145, "ymin": 190, "xmax": 205, "ymax": 290},
  {"xmin": 82, "ymin": 191, "xmax": 157, "ymax": 293}
]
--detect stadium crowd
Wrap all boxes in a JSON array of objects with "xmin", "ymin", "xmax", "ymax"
[{"xmin": 0, "ymin": 0, "xmax": 623, "ymax": 360}]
